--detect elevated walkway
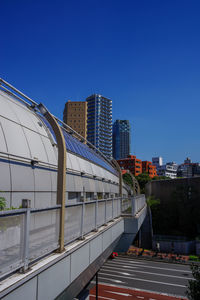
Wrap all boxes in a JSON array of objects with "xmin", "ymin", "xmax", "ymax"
[{"xmin": 0, "ymin": 195, "xmax": 147, "ymax": 300}]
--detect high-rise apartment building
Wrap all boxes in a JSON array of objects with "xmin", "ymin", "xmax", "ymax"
[
  {"xmin": 86, "ymin": 94, "xmax": 112, "ymax": 158},
  {"xmin": 63, "ymin": 100, "xmax": 87, "ymax": 139},
  {"xmin": 113, "ymin": 120, "xmax": 131, "ymax": 160}
]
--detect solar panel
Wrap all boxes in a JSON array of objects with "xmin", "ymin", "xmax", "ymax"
[{"xmin": 39, "ymin": 115, "xmax": 117, "ymax": 175}]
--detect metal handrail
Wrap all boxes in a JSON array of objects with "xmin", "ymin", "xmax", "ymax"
[{"xmin": 0, "ymin": 197, "xmax": 123, "ymax": 280}]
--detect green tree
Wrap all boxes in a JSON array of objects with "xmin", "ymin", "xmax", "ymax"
[
  {"xmin": 122, "ymin": 173, "xmax": 133, "ymax": 187},
  {"xmin": 186, "ymin": 264, "xmax": 200, "ymax": 300},
  {"xmin": 0, "ymin": 196, "xmax": 6, "ymax": 210},
  {"xmin": 137, "ymin": 172, "xmax": 151, "ymax": 193}
]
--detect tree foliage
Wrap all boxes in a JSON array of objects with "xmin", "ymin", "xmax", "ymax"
[
  {"xmin": 186, "ymin": 264, "xmax": 200, "ymax": 300},
  {"xmin": 0, "ymin": 196, "xmax": 6, "ymax": 210},
  {"xmin": 136, "ymin": 172, "xmax": 151, "ymax": 193},
  {"xmin": 122, "ymin": 173, "xmax": 133, "ymax": 187}
]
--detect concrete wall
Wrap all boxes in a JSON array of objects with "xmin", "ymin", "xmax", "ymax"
[{"xmin": 146, "ymin": 177, "xmax": 200, "ymax": 203}]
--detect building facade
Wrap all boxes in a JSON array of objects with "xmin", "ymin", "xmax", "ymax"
[
  {"xmin": 177, "ymin": 157, "xmax": 200, "ymax": 177},
  {"xmin": 113, "ymin": 120, "xmax": 131, "ymax": 160},
  {"xmin": 152, "ymin": 157, "xmax": 163, "ymax": 168},
  {"xmin": 142, "ymin": 161, "xmax": 157, "ymax": 178},
  {"xmin": 63, "ymin": 100, "xmax": 87, "ymax": 139},
  {"xmin": 118, "ymin": 155, "xmax": 142, "ymax": 177},
  {"xmin": 158, "ymin": 162, "xmax": 178, "ymax": 179},
  {"xmin": 86, "ymin": 94, "xmax": 112, "ymax": 158},
  {"xmin": 152, "ymin": 157, "xmax": 177, "ymax": 179}
]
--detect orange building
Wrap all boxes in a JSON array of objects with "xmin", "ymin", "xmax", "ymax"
[
  {"xmin": 118, "ymin": 155, "xmax": 142, "ymax": 177},
  {"xmin": 118, "ymin": 155, "xmax": 157, "ymax": 178},
  {"xmin": 142, "ymin": 161, "xmax": 157, "ymax": 178}
]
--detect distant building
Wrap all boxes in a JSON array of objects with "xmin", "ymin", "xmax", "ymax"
[
  {"xmin": 113, "ymin": 120, "xmax": 131, "ymax": 160},
  {"xmin": 142, "ymin": 161, "xmax": 157, "ymax": 178},
  {"xmin": 63, "ymin": 100, "xmax": 87, "ymax": 139},
  {"xmin": 152, "ymin": 157, "xmax": 163, "ymax": 168},
  {"xmin": 118, "ymin": 155, "xmax": 157, "ymax": 178},
  {"xmin": 86, "ymin": 94, "xmax": 112, "ymax": 158},
  {"xmin": 177, "ymin": 157, "xmax": 200, "ymax": 177},
  {"xmin": 158, "ymin": 162, "xmax": 178, "ymax": 179},
  {"xmin": 118, "ymin": 155, "xmax": 142, "ymax": 177},
  {"xmin": 152, "ymin": 157, "xmax": 177, "ymax": 179}
]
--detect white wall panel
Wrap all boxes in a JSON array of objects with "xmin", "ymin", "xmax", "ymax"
[
  {"xmin": 66, "ymin": 153, "xmax": 73, "ymax": 169},
  {"xmin": 41, "ymin": 136, "xmax": 57, "ymax": 165},
  {"xmin": 68, "ymin": 153, "xmax": 80, "ymax": 172},
  {"xmin": 78, "ymin": 157, "xmax": 93, "ymax": 175},
  {"xmin": 66, "ymin": 173, "xmax": 76, "ymax": 192},
  {"xmin": 10, "ymin": 163, "xmax": 34, "ymax": 191},
  {"xmin": 0, "ymin": 159, "xmax": 11, "ymax": 191},
  {"xmin": 0, "ymin": 93, "xmax": 19, "ymax": 122},
  {"xmin": 0, "ymin": 123, "xmax": 8, "ymax": 152},
  {"xmin": 34, "ymin": 168, "xmax": 52, "ymax": 191},
  {"xmin": 73, "ymin": 175, "xmax": 83, "ymax": 192},
  {"xmin": 23, "ymin": 129, "xmax": 49, "ymax": 163},
  {"xmin": 11, "ymin": 192, "xmax": 35, "ymax": 209},
  {"xmin": 94, "ymin": 179, "xmax": 103, "ymax": 193},
  {"xmin": 11, "ymin": 103, "xmax": 38, "ymax": 132},
  {"xmin": 35, "ymin": 192, "xmax": 52, "ymax": 208},
  {"xmin": 50, "ymin": 171, "xmax": 57, "ymax": 191},
  {"xmin": 0, "ymin": 117, "xmax": 31, "ymax": 158}
]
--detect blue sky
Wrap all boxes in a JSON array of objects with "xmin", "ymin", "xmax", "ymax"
[{"xmin": 1, "ymin": 0, "xmax": 200, "ymax": 164}]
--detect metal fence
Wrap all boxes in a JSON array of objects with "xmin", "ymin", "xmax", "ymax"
[
  {"xmin": 0, "ymin": 197, "xmax": 122, "ymax": 280},
  {"xmin": 121, "ymin": 194, "xmax": 146, "ymax": 216}
]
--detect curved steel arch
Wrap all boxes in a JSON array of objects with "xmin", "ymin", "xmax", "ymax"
[{"xmin": 123, "ymin": 170, "xmax": 141, "ymax": 196}]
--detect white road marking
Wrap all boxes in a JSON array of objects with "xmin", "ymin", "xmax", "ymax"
[
  {"xmin": 149, "ymin": 298, "xmax": 156, "ymax": 300},
  {"xmin": 102, "ymin": 265, "xmax": 194, "ymax": 280},
  {"xmin": 106, "ymin": 290, "xmax": 131, "ymax": 296},
  {"xmin": 106, "ymin": 260, "xmax": 192, "ymax": 273},
  {"xmin": 116, "ymin": 258, "xmax": 146, "ymax": 265},
  {"xmin": 137, "ymin": 297, "xmax": 144, "ymax": 299},
  {"xmin": 97, "ymin": 276, "xmax": 125, "ymax": 284},
  {"xmin": 99, "ymin": 271, "xmax": 187, "ymax": 288}
]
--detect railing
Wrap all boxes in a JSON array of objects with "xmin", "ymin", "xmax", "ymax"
[
  {"xmin": 0, "ymin": 197, "xmax": 122, "ymax": 280},
  {"xmin": 121, "ymin": 194, "xmax": 146, "ymax": 216},
  {"xmin": 131, "ymin": 194, "xmax": 146, "ymax": 216}
]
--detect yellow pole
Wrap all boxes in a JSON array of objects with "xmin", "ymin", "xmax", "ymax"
[{"xmin": 40, "ymin": 106, "xmax": 66, "ymax": 253}]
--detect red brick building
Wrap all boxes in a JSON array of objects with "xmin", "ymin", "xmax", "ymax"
[
  {"xmin": 118, "ymin": 155, "xmax": 157, "ymax": 178},
  {"xmin": 142, "ymin": 161, "xmax": 157, "ymax": 178},
  {"xmin": 118, "ymin": 155, "xmax": 142, "ymax": 177}
]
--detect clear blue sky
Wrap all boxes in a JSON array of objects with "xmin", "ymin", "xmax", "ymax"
[{"xmin": 1, "ymin": 0, "xmax": 200, "ymax": 164}]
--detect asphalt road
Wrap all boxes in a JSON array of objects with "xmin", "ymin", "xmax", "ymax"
[{"xmin": 96, "ymin": 255, "xmax": 193, "ymax": 298}]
